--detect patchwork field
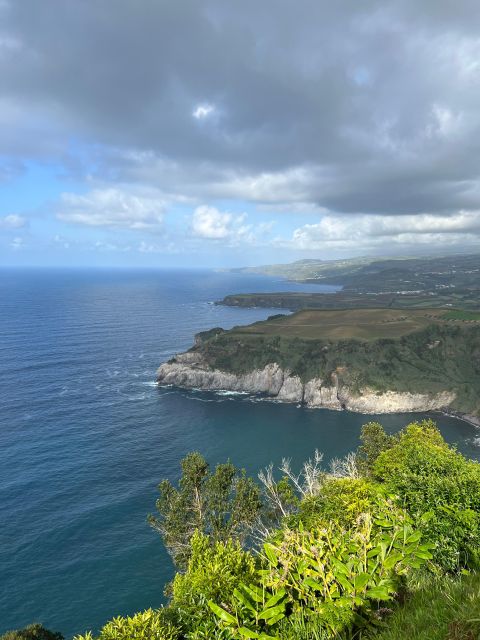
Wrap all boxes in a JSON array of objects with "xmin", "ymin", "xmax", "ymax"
[{"xmin": 231, "ymin": 308, "xmax": 480, "ymax": 341}]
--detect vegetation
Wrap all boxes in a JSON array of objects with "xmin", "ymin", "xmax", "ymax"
[
  {"xmin": 237, "ymin": 253, "xmax": 480, "ymax": 294},
  {"xmin": 225, "ymin": 254, "xmax": 480, "ymax": 312},
  {"xmin": 70, "ymin": 420, "xmax": 480, "ymax": 640},
  {"xmin": 365, "ymin": 573, "xmax": 480, "ymax": 640},
  {"xmin": 148, "ymin": 452, "xmax": 262, "ymax": 569},
  {"xmin": 0, "ymin": 625, "xmax": 63, "ymax": 640},
  {"xmin": 192, "ymin": 320, "xmax": 480, "ymax": 417}
]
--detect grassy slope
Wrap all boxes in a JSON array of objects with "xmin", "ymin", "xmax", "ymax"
[
  {"xmin": 195, "ymin": 317, "xmax": 480, "ymax": 416},
  {"xmin": 366, "ymin": 573, "xmax": 480, "ymax": 640}
]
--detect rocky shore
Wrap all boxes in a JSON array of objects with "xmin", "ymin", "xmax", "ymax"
[{"xmin": 156, "ymin": 351, "xmax": 456, "ymax": 415}]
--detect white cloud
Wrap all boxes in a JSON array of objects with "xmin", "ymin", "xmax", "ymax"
[
  {"xmin": 57, "ymin": 188, "xmax": 165, "ymax": 230},
  {"xmin": 190, "ymin": 205, "xmax": 274, "ymax": 247},
  {"xmin": 94, "ymin": 240, "xmax": 131, "ymax": 252},
  {"xmin": 191, "ymin": 205, "xmax": 238, "ymax": 239},
  {"xmin": 192, "ymin": 103, "xmax": 215, "ymax": 120},
  {"xmin": 0, "ymin": 214, "xmax": 27, "ymax": 229},
  {"xmin": 290, "ymin": 211, "xmax": 480, "ymax": 251},
  {"xmin": 10, "ymin": 236, "xmax": 25, "ymax": 249}
]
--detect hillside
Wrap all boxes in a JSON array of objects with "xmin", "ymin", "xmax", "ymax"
[{"xmin": 157, "ymin": 309, "xmax": 480, "ymax": 421}]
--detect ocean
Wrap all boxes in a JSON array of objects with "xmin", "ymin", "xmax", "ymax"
[{"xmin": 1, "ymin": 268, "xmax": 478, "ymax": 638}]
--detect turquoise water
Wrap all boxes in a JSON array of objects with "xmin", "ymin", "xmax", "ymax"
[{"xmin": 0, "ymin": 269, "xmax": 478, "ymax": 638}]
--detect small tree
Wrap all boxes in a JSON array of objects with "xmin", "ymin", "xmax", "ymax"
[
  {"xmin": 356, "ymin": 421, "xmax": 396, "ymax": 475},
  {"xmin": 148, "ymin": 452, "xmax": 262, "ymax": 568},
  {"xmin": 1, "ymin": 625, "xmax": 63, "ymax": 640}
]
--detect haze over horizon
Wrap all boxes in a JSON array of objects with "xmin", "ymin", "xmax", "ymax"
[{"xmin": 1, "ymin": 0, "xmax": 480, "ymax": 268}]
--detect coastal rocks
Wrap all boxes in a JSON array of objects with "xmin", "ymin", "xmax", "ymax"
[
  {"xmin": 340, "ymin": 389, "xmax": 456, "ymax": 414},
  {"xmin": 156, "ymin": 352, "xmax": 457, "ymax": 415},
  {"xmin": 276, "ymin": 375, "xmax": 303, "ymax": 402},
  {"xmin": 304, "ymin": 378, "xmax": 342, "ymax": 410},
  {"xmin": 157, "ymin": 353, "xmax": 286, "ymax": 396}
]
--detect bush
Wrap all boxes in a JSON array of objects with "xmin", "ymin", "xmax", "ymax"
[
  {"xmin": 0, "ymin": 626, "xmax": 63, "ymax": 640},
  {"xmin": 210, "ymin": 499, "xmax": 432, "ymax": 638},
  {"xmin": 73, "ymin": 608, "xmax": 179, "ymax": 640},
  {"xmin": 170, "ymin": 531, "xmax": 257, "ymax": 636},
  {"xmin": 373, "ymin": 420, "xmax": 480, "ymax": 571},
  {"xmin": 297, "ymin": 477, "xmax": 384, "ymax": 530}
]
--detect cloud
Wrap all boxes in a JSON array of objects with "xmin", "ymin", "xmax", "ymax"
[
  {"xmin": 190, "ymin": 205, "xmax": 274, "ymax": 246},
  {"xmin": 3, "ymin": 1, "xmax": 480, "ymax": 258},
  {"xmin": 191, "ymin": 205, "xmax": 240, "ymax": 239},
  {"xmin": 0, "ymin": 213, "xmax": 27, "ymax": 228},
  {"xmin": 57, "ymin": 188, "xmax": 165, "ymax": 230},
  {"xmin": 192, "ymin": 103, "xmax": 215, "ymax": 120},
  {"xmin": 10, "ymin": 236, "xmax": 25, "ymax": 249},
  {"xmin": 1, "ymin": 1, "xmax": 480, "ymax": 217},
  {"xmin": 290, "ymin": 211, "xmax": 480, "ymax": 251}
]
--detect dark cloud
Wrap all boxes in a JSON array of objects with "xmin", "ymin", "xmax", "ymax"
[{"xmin": 2, "ymin": 0, "xmax": 480, "ymax": 215}]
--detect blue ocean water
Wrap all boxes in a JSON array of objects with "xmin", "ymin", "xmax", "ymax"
[{"xmin": 1, "ymin": 268, "xmax": 478, "ymax": 638}]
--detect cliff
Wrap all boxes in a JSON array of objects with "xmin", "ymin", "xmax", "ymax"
[
  {"xmin": 156, "ymin": 315, "xmax": 480, "ymax": 419},
  {"xmin": 157, "ymin": 352, "xmax": 456, "ymax": 414}
]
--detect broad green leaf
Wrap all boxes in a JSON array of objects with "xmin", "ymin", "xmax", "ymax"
[
  {"xmin": 266, "ymin": 612, "xmax": 286, "ymax": 626},
  {"xmin": 234, "ymin": 587, "xmax": 256, "ymax": 612},
  {"xmin": 303, "ymin": 577, "xmax": 324, "ymax": 591},
  {"xmin": 258, "ymin": 604, "xmax": 287, "ymax": 621},
  {"xmin": 263, "ymin": 543, "xmax": 278, "ymax": 566},
  {"xmin": 243, "ymin": 584, "xmax": 264, "ymax": 603},
  {"xmin": 406, "ymin": 531, "xmax": 422, "ymax": 543},
  {"xmin": 264, "ymin": 589, "xmax": 286, "ymax": 609},
  {"xmin": 366, "ymin": 586, "xmax": 390, "ymax": 601},
  {"xmin": 238, "ymin": 628, "xmax": 259, "ymax": 638},
  {"xmin": 414, "ymin": 550, "xmax": 433, "ymax": 560},
  {"xmin": 208, "ymin": 600, "xmax": 237, "ymax": 624},
  {"xmin": 354, "ymin": 573, "xmax": 370, "ymax": 591}
]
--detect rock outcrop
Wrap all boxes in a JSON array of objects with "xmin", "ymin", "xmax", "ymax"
[{"xmin": 156, "ymin": 352, "xmax": 456, "ymax": 415}]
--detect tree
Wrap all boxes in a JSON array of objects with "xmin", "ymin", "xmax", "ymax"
[
  {"xmin": 356, "ymin": 421, "xmax": 396, "ymax": 475},
  {"xmin": 148, "ymin": 452, "xmax": 262, "ymax": 568},
  {"xmin": 1, "ymin": 625, "xmax": 63, "ymax": 640}
]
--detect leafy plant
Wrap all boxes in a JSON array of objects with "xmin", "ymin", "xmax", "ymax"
[
  {"xmin": 170, "ymin": 531, "xmax": 257, "ymax": 636},
  {"xmin": 210, "ymin": 501, "xmax": 432, "ymax": 638},
  {"xmin": 73, "ymin": 608, "xmax": 179, "ymax": 640}
]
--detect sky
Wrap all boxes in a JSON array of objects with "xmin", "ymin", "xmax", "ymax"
[{"xmin": 1, "ymin": 0, "xmax": 480, "ymax": 268}]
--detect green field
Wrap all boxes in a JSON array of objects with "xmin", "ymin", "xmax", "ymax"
[
  {"xmin": 230, "ymin": 308, "xmax": 461, "ymax": 341},
  {"xmin": 443, "ymin": 309, "xmax": 480, "ymax": 321}
]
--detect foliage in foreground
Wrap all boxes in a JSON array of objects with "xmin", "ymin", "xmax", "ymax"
[
  {"xmin": 63, "ymin": 421, "xmax": 480, "ymax": 639},
  {"xmin": 0, "ymin": 625, "xmax": 64, "ymax": 640},
  {"xmin": 210, "ymin": 506, "xmax": 432, "ymax": 639},
  {"xmin": 148, "ymin": 452, "xmax": 262, "ymax": 569}
]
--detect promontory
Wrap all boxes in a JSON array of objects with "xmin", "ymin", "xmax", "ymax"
[{"xmin": 157, "ymin": 307, "xmax": 480, "ymax": 423}]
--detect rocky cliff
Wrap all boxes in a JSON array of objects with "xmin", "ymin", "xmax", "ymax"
[{"xmin": 156, "ymin": 352, "xmax": 456, "ymax": 414}]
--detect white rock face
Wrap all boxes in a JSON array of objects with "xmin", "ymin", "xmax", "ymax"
[
  {"xmin": 156, "ymin": 352, "xmax": 457, "ymax": 415},
  {"xmin": 341, "ymin": 389, "xmax": 456, "ymax": 414},
  {"xmin": 277, "ymin": 375, "xmax": 303, "ymax": 402}
]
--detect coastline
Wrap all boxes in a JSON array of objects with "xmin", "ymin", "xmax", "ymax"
[
  {"xmin": 156, "ymin": 353, "xmax": 462, "ymax": 418},
  {"xmin": 437, "ymin": 410, "xmax": 480, "ymax": 429}
]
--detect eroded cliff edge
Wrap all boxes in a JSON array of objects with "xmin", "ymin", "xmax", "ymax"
[
  {"xmin": 156, "ymin": 314, "xmax": 480, "ymax": 420},
  {"xmin": 156, "ymin": 351, "xmax": 456, "ymax": 414}
]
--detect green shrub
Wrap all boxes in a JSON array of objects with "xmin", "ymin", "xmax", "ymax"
[
  {"xmin": 149, "ymin": 453, "xmax": 262, "ymax": 569},
  {"xmin": 373, "ymin": 420, "xmax": 480, "ymax": 571},
  {"xmin": 210, "ymin": 500, "xmax": 432, "ymax": 638},
  {"xmin": 73, "ymin": 608, "xmax": 180, "ymax": 640},
  {"xmin": 297, "ymin": 477, "xmax": 384, "ymax": 530},
  {"xmin": 0, "ymin": 625, "xmax": 63, "ymax": 640},
  {"xmin": 170, "ymin": 530, "xmax": 257, "ymax": 637}
]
